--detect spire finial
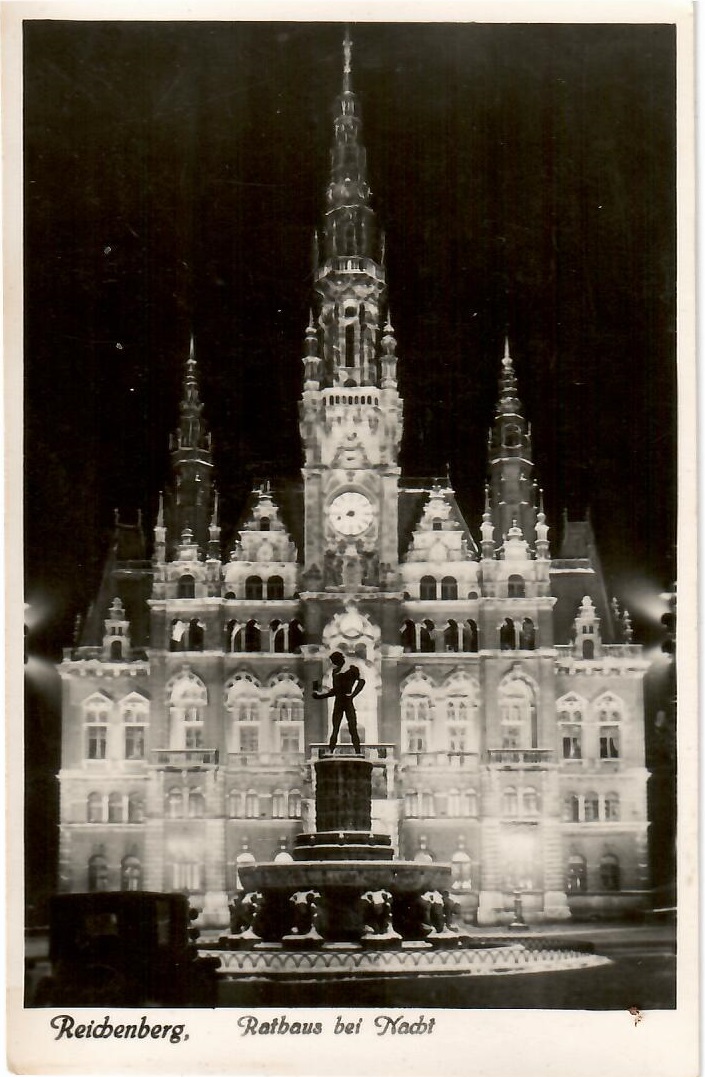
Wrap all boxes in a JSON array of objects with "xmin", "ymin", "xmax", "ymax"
[
  {"xmin": 189, "ymin": 333, "xmax": 195, "ymax": 362},
  {"xmin": 157, "ymin": 491, "xmax": 164, "ymax": 528},
  {"xmin": 211, "ymin": 489, "xmax": 220, "ymax": 528},
  {"xmin": 504, "ymin": 334, "xmax": 510, "ymax": 362},
  {"xmin": 343, "ymin": 28, "xmax": 352, "ymax": 93}
]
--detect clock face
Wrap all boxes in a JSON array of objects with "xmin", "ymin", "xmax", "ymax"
[{"xmin": 328, "ymin": 491, "xmax": 374, "ymax": 536}]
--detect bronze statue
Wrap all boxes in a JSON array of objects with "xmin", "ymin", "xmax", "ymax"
[{"xmin": 312, "ymin": 650, "xmax": 365, "ymax": 753}]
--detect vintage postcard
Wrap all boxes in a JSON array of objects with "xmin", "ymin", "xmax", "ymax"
[{"xmin": 4, "ymin": 2, "xmax": 697, "ymax": 1074}]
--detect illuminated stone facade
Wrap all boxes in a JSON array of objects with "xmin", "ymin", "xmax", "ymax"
[{"xmin": 57, "ymin": 38, "xmax": 650, "ymax": 926}]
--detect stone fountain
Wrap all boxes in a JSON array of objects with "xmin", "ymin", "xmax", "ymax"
[{"xmin": 203, "ymin": 748, "xmax": 612, "ymax": 985}]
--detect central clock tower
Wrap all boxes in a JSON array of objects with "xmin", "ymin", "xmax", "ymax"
[{"xmin": 299, "ymin": 35, "xmax": 403, "ymax": 593}]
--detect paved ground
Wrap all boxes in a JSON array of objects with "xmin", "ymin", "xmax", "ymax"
[
  {"xmin": 214, "ymin": 923, "xmax": 677, "ymax": 1010},
  {"xmin": 25, "ymin": 921, "xmax": 677, "ymax": 1011}
]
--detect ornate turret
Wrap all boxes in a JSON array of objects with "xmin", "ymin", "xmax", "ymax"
[
  {"xmin": 486, "ymin": 339, "xmax": 539, "ymax": 550},
  {"xmin": 313, "ymin": 31, "xmax": 388, "ymax": 389},
  {"xmin": 167, "ymin": 337, "xmax": 215, "ymax": 555}
]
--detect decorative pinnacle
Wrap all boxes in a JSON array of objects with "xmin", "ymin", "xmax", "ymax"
[
  {"xmin": 484, "ymin": 484, "xmax": 491, "ymax": 515},
  {"xmin": 343, "ymin": 28, "xmax": 353, "ymax": 93},
  {"xmin": 503, "ymin": 335, "xmax": 511, "ymax": 364},
  {"xmin": 157, "ymin": 491, "xmax": 164, "ymax": 528},
  {"xmin": 211, "ymin": 489, "xmax": 220, "ymax": 529},
  {"xmin": 538, "ymin": 487, "xmax": 545, "ymax": 514}
]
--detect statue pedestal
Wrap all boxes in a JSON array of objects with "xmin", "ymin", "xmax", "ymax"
[{"xmin": 314, "ymin": 754, "xmax": 374, "ymax": 832}]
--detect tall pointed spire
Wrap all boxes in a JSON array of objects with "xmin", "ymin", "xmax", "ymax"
[
  {"xmin": 486, "ymin": 339, "xmax": 539, "ymax": 548},
  {"xmin": 168, "ymin": 336, "xmax": 214, "ymax": 555},
  {"xmin": 311, "ymin": 32, "xmax": 387, "ymax": 390},
  {"xmin": 343, "ymin": 26, "xmax": 352, "ymax": 94}
]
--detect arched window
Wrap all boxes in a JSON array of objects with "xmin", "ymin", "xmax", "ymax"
[
  {"xmin": 451, "ymin": 851, "xmax": 472, "ymax": 892},
  {"xmin": 502, "ymin": 787, "xmax": 518, "ymax": 816},
  {"xmin": 404, "ymin": 792, "xmax": 420, "ymax": 818},
  {"xmin": 188, "ymin": 789, "xmax": 205, "ymax": 819},
  {"xmin": 170, "ymin": 619, "xmax": 187, "ymax": 652},
  {"xmin": 187, "ymin": 618, "xmax": 204, "ymax": 652},
  {"xmin": 467, "ymin": 591, "xmax": 479, "ymax": 601},
  {"xmin": 498, "ymin": 675, "xmax": 536, "ymax": 749},
  {"xmin": 178, "ymin": 575, "xmax": 195, "ymax": 599},
  {"xmin": 600, "ymin": 853, "xmax": 620, "ymax": 891},
  {"xmin": 421, "ymin": 792, "xmax": 435, "ymax": 817},
  {"xmin": 604, "ymin": 792, "xmax": 620, "ymax": 821},
  {"xmin": 582, "ymin": 638, "xmax": 595, "ymax": 659},
  {"xmin": 245, "ymin": 791, "xmax": 260, "ymax": 819},
  {"xmin": 447, "ymin": 789, "xmax": 460, "ymax": 817},
  {"xmin": 441, "ymin": 576, "xmax": 458, "ymax": 600},
  {"xmin": 522, "ymin": 787, "xmax": 539, "ymax": 816},
  {"xmin": 463, "ymin": 619, "xmax": 479, "ymax": 652},
  {"xmin": 402, "ymin": 687, "xmax": 434, "ymax": 755},
  {"xmin": 87, "ymin": 793, "xmax": 103, "ymax": 823},
  {"xmin": 127, "ymin": 793, "xmax": 144, "ymax": 824},
  {"xmin": 121, "ymin": 696, "xmax": 148, "ymax": 760},
  {"xmin": 227, "ymin": 790, "xmax": 242, "ymax": 818},
  {"xmin": 288, "ymin": 620, "xmax": 305, "ymax": 653},
  {"xmin": 520, "ymin": 618, "xmax": 536, "ymax": 650},
  {"xmin": 420, "ymin": 576, "xmax": 437, "ymax": 600},
  {"xmin": 88, "ymin": 854, "xmax": 109, "ymax": 892},
  {"xmin": 499, "ymin": 617, "xmax": 516, "ymax": 650},
  {"xmin": 508, "ymin": 574, "xmax": 525, "ymax": 598},
  {"xmin": 224, "ymin": 591, "xmax": 236, "ymax": 601},
  {"xmin": 288, "ymin": 790, "xmax": 302, "ymax": 819},
  {"xmin": 444, "ymin": 620, "xmax": 459, "ymax": 652},
  {"xmin": 270, "ymin": 619, "xmax": 286, "ymax": 652},
  {"xmin": 108, "ymin": 792, "xmax": 123, "ymax": 823},
  {"xmin": 596, "ymin": 694, "xmax": 623, "ymax": 760},
  {"xmin": 259, "ymin": 517, "xmax": 270, "ymax": 531},
  {"xmin": 503, "ymin": 423, "xmax": 521, "ymax": 448},
  {"xmin": 558, "ymin": 694, "xmax": 584, "ymax": 760},
  {"xmin": 244, "ymin": 619, "xmax": 261, "ymax": 652},
  {"xmin": 461, "ymin": 789, "xmax": 478, "ymax": 816},
  {"xmin": 245, "ymin": 576, "xmax": 263, "ymax": 600},
  {"xmin": 419, "ymin": 619, "xmax": 435, "ymax": 652},
  {"xmin": 345, "ymin": 321, "xmax": 356, "ymax": 364},
  {"xmin": 566, "ymin": 854, "xmax": 587, "ymax": 893},
  {"xmin": 400, "ymin": 620, "xmax": 416, "ymax": 652},
  {"xmin": 272, "ymin": 790, "xmax": 286, "ymax": 818},
  {"xmin": 584, "ymin": 791, "xmax": 600, "ymax": 822},
  {"xmin": 83, "ymin": 696, "xmax": 110, "ymax": 760},
  {"xmin": 226, "ymin": 620, "xmax": 243, "ymax": 653},
  {"xmin": 121, "ymin": 856, "xmax": 141, "ymax": 892},
  {"xmin": 563, "ymin": 794, "xmax": 581, "ymax": 823},
  {"xmin": 110, "ymin": 640, "xmax": 123, "ymax": 660},
  {"xmin": 166, "ymin": 787, "xmax": 184, "ymax": 819},
  {"xmin": 432, "ymin": 518, "xmax": 442, "ymax": 531},
  {"xmin": 267, "ymin": 576, "xmax": 284, "ymax": 600}
]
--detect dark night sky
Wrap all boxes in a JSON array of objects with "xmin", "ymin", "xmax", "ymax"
[
  {"xmin": 21, "ymin": 18, "xmax": 676, "ymax": 916},
  {"xmin": 23, "ymin": 20, "xmax": 676, "ymax": 655}
]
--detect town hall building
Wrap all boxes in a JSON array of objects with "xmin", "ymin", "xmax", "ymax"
[{"xmin": 57, "ymin": 37, "xmax": 650, "ymax": 926}]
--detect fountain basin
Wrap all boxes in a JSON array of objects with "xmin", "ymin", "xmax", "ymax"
[{"xmin": 240, "ymin": 860, "xmax": 451, "ymax": 892}]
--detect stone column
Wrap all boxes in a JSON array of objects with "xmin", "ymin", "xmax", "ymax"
[
  {"xmin": 201, "ymin": 768, "xmax": 229, "ymax": 928},
  {"xmin": 144, "ymin": 769, "xmax": 165, "ymax": 891},
  {"xmin": 541, "ymin": 769, "xmax": 570, "ymax": 920},
  {"xmin": 477, "ymin": 765, "xmax": 504, "ymax": 926}
]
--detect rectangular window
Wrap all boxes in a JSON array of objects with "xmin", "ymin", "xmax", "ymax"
[
  {"xmin": 279, "ymin": 728, "xmax": 301, "ymax": 754},
  {"xmin": 562, "ymin": 730, "xmax": 582, "ymax": 759},
  {"xmin": 448, "ymin": 727, "xmax": 466, "ymax": 753},
  {"xmin": 172, "ymin": 862, "xmax": 202, "ymax": 891},
  {"xmin": 87, "ymin": 726, "xmax": 107, "ymax": 760},
  {"xmin": 125, "ymin": 727, "xmax": 145, "ymax": 760},
  {"xmin": 240, "ymin": 727, "xmax": 259, "ymax": 754},
  {"xmin": 406, "ymin": 727, "xmax": 426, "ymax": 753},
  {"xmin": 185, "ymin": 727, "xmax": 204, "ymax": 749},
  {"xmin": 600, "ymin": 727, "xmax": 620, "ymax": 759}
]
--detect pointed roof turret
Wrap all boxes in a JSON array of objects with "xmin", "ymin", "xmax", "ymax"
[{"xmin": 176, "ymin": 335, "xmax": 209, "ymax": 451}]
